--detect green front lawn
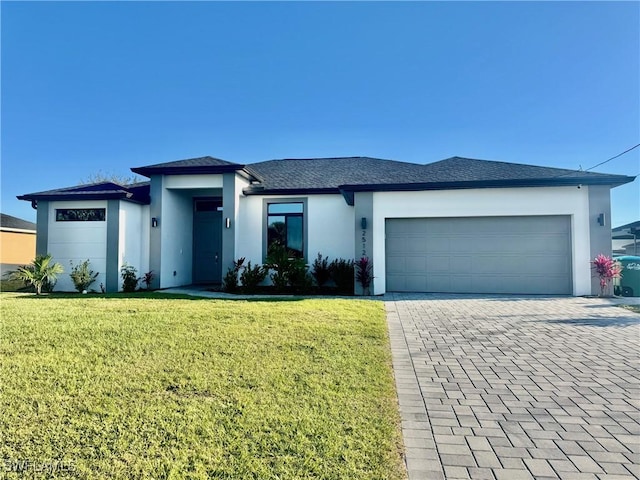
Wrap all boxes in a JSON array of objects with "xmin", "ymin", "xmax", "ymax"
[{"xmin": 0, "ymin": 293, "xmax": 405, "ymax": 479}]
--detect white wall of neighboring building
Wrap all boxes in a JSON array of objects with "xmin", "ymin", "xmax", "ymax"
[
  {"xmin": 236, "ymin": 193, "xmax": 354, "ymax": 266},
  {"xmin": 47, "ymin": 200, "xmax": 107, "ymax": 292},
  {"xmin": 118, "ymin": 201, "xmax": 149, "ymax": 290},
  {"xmin": 371, "ymin": 186, "xmax": 591, "ymax": 296},
  {"xmin": 160, "ymin": 189, "xmax": 193, "ymax": 288}
]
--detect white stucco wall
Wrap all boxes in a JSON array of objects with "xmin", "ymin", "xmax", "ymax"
[
  {"xmin": 236, "ymin": 193, "xmax": 354, "ymax": 265},
  {"xmin": 308, "ymin": 194, "xmax": 354, "ymax": 261},
  {"xmin": 236, "ymin": 195, "xmax": 262, "ymax": 264},
  {"xmin": 371, "ymin": 186, "xmax": 591, "ymax": 295},
  {"xmin": 160, "ymin": 189, "xmax": 193, "ymax": 288},
  {"xmin": 118, "ymin": 201, "xmax": 149, "ymax": 290},
  {"xmin": 47, "ymin": 200, "xmax": 107, "ymax": 292},
  {"xmin": 164, "ymin": 174, "xmax": 223, "ymax": 189}
]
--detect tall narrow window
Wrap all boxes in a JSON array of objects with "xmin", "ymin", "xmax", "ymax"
[{"xmin": 267, "ymin": 202, "xmax": 304, "ymax": 258}]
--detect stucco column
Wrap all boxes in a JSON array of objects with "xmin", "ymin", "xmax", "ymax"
[
  {"xmin": 588, "ymin": 185, "xmax": 613, "ymax": 295},
  {"xmin": 148, "ymin": 175, "xmax": 163, "ymax": 289},
  {"xmin": 35, "ymin": 200, "xmax": 49, "ymax": 256},
  {"xmin": 353, "ymin": 191, "xmax": 374, "ymax": 295},
  {"xmin": 105, "ymin": 200, "xmax": 120, "ymax": 292},
  {"xmin": 222, "ymin": 172, "xmax": 237, "ymax": 275}
]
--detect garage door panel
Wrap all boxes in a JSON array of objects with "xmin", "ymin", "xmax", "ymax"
[
  {"xmin": 404, "ymin": 256, "xmax": 427, "ymax": 273},
  {"xmin": 474, "ymin": 256, "xmax": 516, "ymax": 274},
  {"xmin": 385, "ymin": 255, "xmax": 406, "ymax": 274},
  {"xmin": 386, "ymin": 236, "xmax": 407, "ymax": 254},
  {"xmin": 385, "ymin": 216, "xmax": 572, "ymax": 295},
  {"xmin": 450, "ymin": 256, "xmax": 473, "ymax": 271},
  {"xmin": 426, "ymin": 256, "xmax": 451, "ymax": 272}
]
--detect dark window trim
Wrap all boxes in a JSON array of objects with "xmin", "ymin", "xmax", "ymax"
[
  {"xmin": 262, "ymin": 198, "xmax": 308, "ymax": 262},
  {"xmin": 193, "ymin": 197, "xmax": 223, "ymax": 212},
  {"xmin": 55, "ymin": 208, "xmax": 106, "ymax": 222}
]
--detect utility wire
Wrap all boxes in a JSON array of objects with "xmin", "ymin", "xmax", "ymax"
[
  {"xmin": 552, "ymin": 143, "xmax": 640, "ymax": 178},
  {"xmin": 583, "ymin": 143, "xmax": 640, "ymax": 172}
]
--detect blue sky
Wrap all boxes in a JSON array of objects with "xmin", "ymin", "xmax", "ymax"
[{"xmin": 2, "ymin": 1, "xmax": 638, "ymax": 226}]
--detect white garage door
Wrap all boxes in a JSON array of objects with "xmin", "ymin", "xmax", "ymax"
[{"xmin": 385, "ymin": 216, "xmax": 572, "ymax": 294}]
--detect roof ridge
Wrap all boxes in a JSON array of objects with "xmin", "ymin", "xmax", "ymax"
[
  {"xmin": 135, "ymin": 155, "xmax": 240, "ymax": 169},
  {"xmin": 430, "ymin": 156, "xmax": 615, "ymax": 176}
]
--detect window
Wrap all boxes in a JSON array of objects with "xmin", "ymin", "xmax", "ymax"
[
  {"xmin": 267, "ymin": 202, "xmax": 304, "ymax": 258},
  {"xmin": 55, "ymin": 208, "xmax": 106, "ymax": 222},
  {"xmin": 194, "ymin": 198, "xmax": 222, "ymax": 212}
]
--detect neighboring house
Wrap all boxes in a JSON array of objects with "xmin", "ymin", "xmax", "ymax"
[
  {"xmin": 612, "ymin": 221, "xmax": 639, "ymax": 256},
  {"xmin": 1, "ymin": 213, "xmax": 37, "ymax": 277},
  {"xmin": 18, "ymin": 156, "xmax": 635, "ymax": 295}
]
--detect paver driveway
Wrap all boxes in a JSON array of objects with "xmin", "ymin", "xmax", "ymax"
[{"xmin": 385, "ymin": 294, "xmax": 640, "ymax": 480}]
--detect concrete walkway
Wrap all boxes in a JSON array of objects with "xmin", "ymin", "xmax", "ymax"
[{"xmin": 385, "ymin": 294, "xmax": 640, "ymax": 480}]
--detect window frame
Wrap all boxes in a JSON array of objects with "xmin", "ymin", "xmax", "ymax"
[
  {"xmin": 262, "ymin": 198, "xmax": 308, "ymax": 262},
  {"xmin": 55, "ymin": 208, "xmax": 106, "ymax": 222}
]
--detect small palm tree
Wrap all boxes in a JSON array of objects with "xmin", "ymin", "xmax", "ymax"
[{"xmin": 10, "ymin": 254, "xmax": 64, "ymax": 295}]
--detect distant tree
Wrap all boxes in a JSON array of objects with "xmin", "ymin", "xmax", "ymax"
[{"xmin": 80, "ymin": 170, "xmax": 143, "ymax": 186}]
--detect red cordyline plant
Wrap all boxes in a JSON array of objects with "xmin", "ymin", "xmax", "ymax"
[
  {"xmin": 591, "ymin": 254, "xmax": 622, "ymax": 297},
  {"xmin": 355, "ymin": 256, "xmax": 373, "ymax": 294}
]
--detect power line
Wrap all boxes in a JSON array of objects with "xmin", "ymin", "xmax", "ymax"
[
  {"xmin": 583, "ymin": 143, "xmax": 640, "ymax": 172},
  {"xmin": 553, "ymin": 143, "xmax": 639, "ymax": 178}
]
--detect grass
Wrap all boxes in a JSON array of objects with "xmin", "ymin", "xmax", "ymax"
[
  {"xmin": 0, "ymin": 277, "xmax": 29, "ymax": 292},
  {"xmin": 618, "ymin": 304, "xmax": 640, "ymax": 314},
  {"xmin": 0, "ymin": 293, "xmax": 406, "ymax": 479}
]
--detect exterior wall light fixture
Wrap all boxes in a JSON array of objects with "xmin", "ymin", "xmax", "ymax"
[
  {"xmin": 361, "ymin": 217, "xmax": 367, "ymax": 229},
  {"xmin": 151, "ymin": 217, "xmax": 158, "ymax": 228},
  {"xmin": 225, "ymin": 217, "xmax": 231, "ymax": 229},
  {"xmin": 597, "ymin": 213, "xmax": 606, "ymax": 227}
]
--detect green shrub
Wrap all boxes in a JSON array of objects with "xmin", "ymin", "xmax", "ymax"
[
  {"xmin": 9, "ymin": 254, "xmax": 64, "ymax": 295},
  {"xmin": 288, "ymin": 258, "xmax": 313, "ymax": 294},
  {"xmin": 311, "ymin": 253, "xmax": 331, "ymax": 288},
  {"xmin": 265, "ymin": 243, "xmax": 291, "ymax": 293},
  {"xmin": 265, "ymin": 243, "xmax": 313, "ymax": 294},
  {"xmin": 239, "ymin": 262, "xmax": 267, "ymax": 294},
  {"xmin": 330, "ymin": 258, "xmax": 354, "ymax": 295},
  {"xmin": 222, "ymin": 258, "xmax": 245, "ymax": 293},
  {"xmin": 69, "ymin": 259, "xmax": 99, "ymax": 293},
  {"xmin": 120, "ymin": 264, "xmax": 139, "ymax": 292},
  {"xmin": 141, "ymin": 271, "xmax": 155, "ymax": 290}
]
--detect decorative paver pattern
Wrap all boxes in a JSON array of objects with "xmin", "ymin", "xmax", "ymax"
[{"xmin": 385, "ymin": 294, "xmax": 640, "ymax": 480}]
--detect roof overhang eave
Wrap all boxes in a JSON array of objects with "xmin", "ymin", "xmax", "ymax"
[
  {"xmin": 339, "ymin": 175, "xmax": 637, "ymax": 195},
  {"xmin": 131, "ymin": 164, "xmax": 258, "ymax": 179},
  {"xmin": 17, "ymin": 191, "xmax": 133, "ymax": 202}
]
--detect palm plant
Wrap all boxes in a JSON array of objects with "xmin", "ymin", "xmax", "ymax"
[{"xmin": 10, "ymin": 254, "xmax": 64, "ymax": 295}]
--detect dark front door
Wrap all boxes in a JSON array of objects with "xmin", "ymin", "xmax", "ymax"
[{"xmin": 193, "ymin": 209, "xmax": 223, "ymax": 284}]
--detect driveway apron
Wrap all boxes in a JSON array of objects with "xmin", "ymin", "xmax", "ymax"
[{"xmin": 385, "ymin": 294, "xmax": 640, "ymax": 480}]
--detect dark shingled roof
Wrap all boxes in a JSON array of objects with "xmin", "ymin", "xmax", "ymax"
[
  {"xmin": 612, "ymin": 220, "xmax": 640, "ymax": 239},
  {"xmin": 420, "ymin": 156, "xmax": 619, "ymax": 182},
  {"xmin": 18, "ymin": 181, "xmax": 151, "ymax": 204},
  {"xmin": 18, "ymin": 155, "xmax": 634, "ymax": 204},
  {"xmin": 246, "ymin": 157, "xmax": 428, "ymax": 191},
  {"xmin": 131, "ymin": 156, "xmax": 244, "ymax": 176},
  {"xmin": 243, "ymin": 156, "xmax": 633, "ymax": 194},
  {"xmin": 1, "ymin": 213, "xmax": 36, "ymax": 231}
]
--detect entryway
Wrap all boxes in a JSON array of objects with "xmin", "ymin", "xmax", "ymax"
[{"xmin": 192, "ymin": 198, "xmax": 223, "ymax": 284}]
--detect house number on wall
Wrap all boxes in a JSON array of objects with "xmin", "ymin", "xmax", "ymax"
[{"xmin": 361, "ymin": 230, "xmax": 367, "ymax": 257}]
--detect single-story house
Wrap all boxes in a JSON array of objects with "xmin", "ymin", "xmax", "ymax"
[
  {"xmin": 1, "ymin": 213, "xmax": 37, "ymax": 277},
  {"xmin": 18, "ymin": 155, "xmax": 635, "ymax": 295},
  {"xmin": 612, "ymin": 221, "xmax": 639, "ymax": 256}
]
